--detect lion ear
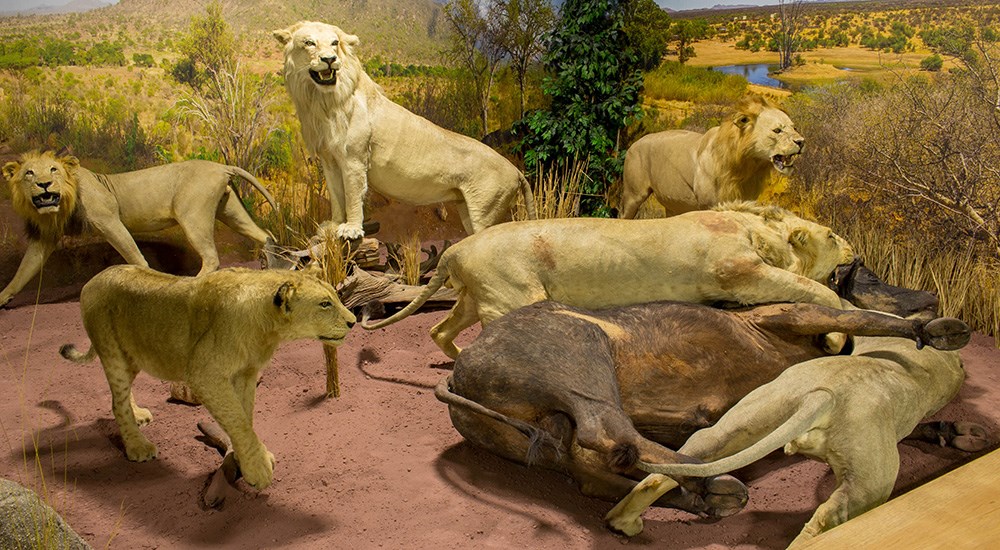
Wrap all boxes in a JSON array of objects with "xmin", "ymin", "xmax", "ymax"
[
  {"xmin": 273, "ymin": 281, "xmax": 296, "ymax": 313},
  {"xmin": 2, "ymin": 161, "xmax": 18, "ymax": 181},
  {"xmin": 343, "ymin": 33, "xmax": 360, "ymax": 47},
  {"xmin": 273, "ymin": 28, "xmax": 293, "ymax": 45},
  {"xmin": 60, "ymin": 155, "xmax": 80, "ymax": 171},
  {"xmin": 734, "ymin": 112, "xmax": 754, "ymax": 128},
  {"xmin": 788, "ymin": 227, "xmax": 810, "ymax": 248}
]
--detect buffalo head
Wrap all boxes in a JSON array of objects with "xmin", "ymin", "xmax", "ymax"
[{"xmin": 830, "ymin": 258, "xmax": 939, "ymax": 321}]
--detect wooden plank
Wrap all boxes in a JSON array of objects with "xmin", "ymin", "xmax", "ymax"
[{"xmin": 801, "ymin": 449, "xmax": 1000, "ymax": 548}]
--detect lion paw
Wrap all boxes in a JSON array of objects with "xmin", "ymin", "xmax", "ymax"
[
  {"xmin": 132, "ymin": 406, "xmax": 153, "ymax": 427},
  {"xmin": 605, "ymin": 514, "xmax": 644, "ymax": 537},
  {"xmin": 336, "ymin": 223, "xmax": 365, "ymax": 240},
  {"xmin": 239, "ymin": 449, "xmax": 275, "ymax": 490},
  {"xmin": 124, "ymin": 437, "xmax": 158, "ymax": 462},
  {"xmin": 0, "ymin": 294, "xmax": 12, "ymax": 309}
]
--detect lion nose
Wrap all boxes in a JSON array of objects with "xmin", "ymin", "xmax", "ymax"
[
  {"xmin": 321, "ymin": 54, "xmax": 338, "ymax": 65},
  {"xmin": 794, "ymin": 138, "xmax": 805, "ymax": 150},
  {"xmin": 37, "ymin": 181, "xmax": 52, "ymax": 190}
]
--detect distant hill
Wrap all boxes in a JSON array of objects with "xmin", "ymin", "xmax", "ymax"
[
  {"xmin": 1, "ymin": 0, "xmax": 111, "ymax": 15},
  {"xmin": 1, "ymin": 0, "xmax": 449, "ymax": 64}
]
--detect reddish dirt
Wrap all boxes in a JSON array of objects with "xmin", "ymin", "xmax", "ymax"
[{"xmin": 1, "ymin": 225, "xmax": 999, "ymax": 549}]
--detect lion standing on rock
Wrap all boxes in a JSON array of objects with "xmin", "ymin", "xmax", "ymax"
[
  {"xmin": 273, "ymin": 21, "xmax": 536, "ymax": 240},
  {"xmin": 620, "ymin": 95, "xmax": 804, "ymax": 219}
]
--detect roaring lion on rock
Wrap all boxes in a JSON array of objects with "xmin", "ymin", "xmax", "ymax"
[
  {"xmin": 620, "ymin": 95, "xmax": 804, "ymax": 219},
  {"xmin": 60, "ymin": 265, "xmax": 356, "ymax": 490},
  {"xmin": 1, "ymin": 150, "xmax": 283, "ymax": 308},
  {"xmin": 273, "ymin": 21, "xmax": 535, "ymax": 240},
  {"xmin": 364, "ymin": 202, "xmax": 854, "ymax": 359}
]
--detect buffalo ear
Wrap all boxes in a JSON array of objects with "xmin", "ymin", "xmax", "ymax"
[
  {"xmin": 2, "ymin": 161, "xmax": 19, "ymax": 181},
  {"xmin": 273, "ymin": 281, "xmax": 296, "ymax": 313},
  {"xmin": 273, "ymin": 28, "xmax": 293, "ymax": 45}
]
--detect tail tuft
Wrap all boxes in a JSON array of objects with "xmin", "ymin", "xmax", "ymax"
[
  {"xmin": 608, "ymin": 443, "xmax": 641, "ymax": 471},
  {"xmin": 60, "ymin": 343, "xmax": 96, "ymax": 363}
]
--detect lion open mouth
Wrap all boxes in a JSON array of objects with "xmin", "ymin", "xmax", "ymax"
[
  {"xmin": 310, "ymin": 68, "xmax": 338, "ymax": 86},
  {"xmin": 32, "ymin": 191, "xmax": 61, "ymax": 210},
  {"xmin": 772, "ymin": 153, "xmax": 798, "ymax": 173}
]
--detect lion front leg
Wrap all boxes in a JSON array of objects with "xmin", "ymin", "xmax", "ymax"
[
  {"xmin": 188, "ymin": 366, "xmax": 273, "ymax": 490},
  {"xmin": 1, "ymin": 239, "xmax": 55, "ymax": 308},
  {"xmin": 320, "ymin": 157, "xmax": 365, "ymax": 241}
]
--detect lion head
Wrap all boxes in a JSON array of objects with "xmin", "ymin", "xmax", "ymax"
[
  {"xmin": 271, "ymin": 269, "xmax": 356, "ymax": 344},
  {"xmin": 273, "ymin": 21, "xmax": 363, "ymax": 103},
  {"xmin": 720, "ymin": 201, "xmax": 853, "ymax": 280},
  {"xmin": 724, "ymin": 95, "xmax": 804, "ymax": 175},
  {"xmin": 3, "ymin": 150, "xmax": 80, "ymax": 241}
]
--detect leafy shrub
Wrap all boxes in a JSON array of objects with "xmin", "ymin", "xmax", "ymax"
[{"xmin": 643, "ymin": 61, "xmax": 747, "ymax": 104}]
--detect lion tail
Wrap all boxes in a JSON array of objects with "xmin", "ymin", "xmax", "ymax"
[
  {"xmin": 360, "ymin": 253, "xmax": 452, "ymax": 330},
  {"xmin": 59, "ymin": 343, "xmax": 97, "ymax": 364},
  {"xmin": 434, "ymin": 375, "xmax": 561, "ymax": 465},
  {"xmin": 228, "ymin": 166, "xmax": 279, "ymax": 211},
  {"xmin": 638, "ymin": 389, "xmax": 835, "ymax": 478},
  {"xmin": 518, "ymin": 173, "xmax": 537, "ymax": 220}
]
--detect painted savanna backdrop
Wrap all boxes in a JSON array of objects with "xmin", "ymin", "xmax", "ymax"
[{"xmin": 1, "ymin": 0, "xmax": 999, "ymax": 547}]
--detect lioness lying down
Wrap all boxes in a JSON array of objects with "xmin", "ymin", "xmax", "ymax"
[
  {"xmin": 1, "ymin": 150, "xmax": 284, "ymax": 308},
  {"xmin": 364, "ymin": 202, "xmax": 854, "ymax": 358},
  {"xmin": 605, "ymin": 323, "xmax": 974, "ymax": 547},
  {"xmin": 60, "ymin": 265, "xmax": 355, "ymax": 490}
]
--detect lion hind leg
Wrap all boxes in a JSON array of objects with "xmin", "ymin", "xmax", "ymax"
[
  {"xmin": 176, "ymin": 213, "xmax": 221, "ymax": 276},
  {"xmin": 217, "ymin": 192, "xmax": 271, "ymax": 245},
  {"xmin": 102, "ymin": 358, "xmax": 157, "ymax": 462},
  {"xmin": 430, "ymin": 294, "xmax": 479, "ymax": 360},
  {"xmin": 789, "ymin": 434, "xmax": 899, "ymax": 548}
]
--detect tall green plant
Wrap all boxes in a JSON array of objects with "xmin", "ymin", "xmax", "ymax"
[{"xmin": 519, "ymin": 0, "xmax": 643, "ymax": 216}]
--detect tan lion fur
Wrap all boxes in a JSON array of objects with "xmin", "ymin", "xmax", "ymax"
[
  {"xmin": 363, "ymin": 202, "xmax": 854, "ymax": 359},
  {"xmin": 273, "ymin": 21, "xmax": 535, "ymax": 240},
  {"xmin": 60, "ymin": 265, "xmax": 356, "ymax": 490},
  {"xmin": 605, "ymin": 325, "xmax": 968, "ymax": 547},
  {"xmin": 620, "ymin": 96, "xmax": 804, "ymax": 219},
  {"xmin": 1, "ymin": 151, "xmax": 281, "ymax": 308}
]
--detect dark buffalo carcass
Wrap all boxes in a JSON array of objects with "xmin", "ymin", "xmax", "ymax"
[{"xmin": 434, "ymin": 264, "xmax": 964, "ymax": 516}]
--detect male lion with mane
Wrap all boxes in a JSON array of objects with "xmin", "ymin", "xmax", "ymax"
[
  {"xmin": 620, "ymin": 95, "xmax": 804, "ymax": 219},
  {"xmin": 1, "ymin": 150, "xmax": 283, "ymax": 308},
  {"xmin": 273, "ymin": 21, "xmax": 535, "ymax": 240},
  {"xmin": 60, "ymin": 265, "xmax": 356, "ymax": 490},
  {"xmin": 364, "ymin": 202, "xmax": 854, "ymax": 359}
]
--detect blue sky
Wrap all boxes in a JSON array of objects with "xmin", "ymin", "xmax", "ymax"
[{"xmin": 658, "ymin": 0, "xmax": 781, "ymax": 10}]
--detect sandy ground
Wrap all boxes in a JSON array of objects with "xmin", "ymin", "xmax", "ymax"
[{"xmin": 0, "ymin": 267, "xmax": 998, "ymax": 550}]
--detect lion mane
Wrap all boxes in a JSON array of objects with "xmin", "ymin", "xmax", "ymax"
[
  {"xmin": 620, "ymin": 95, "xmax": 805, "ymax": 219},
  {"xmin": 274, "ymin": 21, "xmax": 535, "ymax": 241}
]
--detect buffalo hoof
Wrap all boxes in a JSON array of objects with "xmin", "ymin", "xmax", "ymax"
[
  {"xmin": 659, "ymin": 474, "xmax": 748, "ymax": 518},
  {"xmin": 920, "ymin": 318, "xmax": 971, "ymax": 351}
]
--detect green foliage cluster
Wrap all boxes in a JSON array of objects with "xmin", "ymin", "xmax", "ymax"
[
  {"xmin": 0, "ymin": 37, "xmax": 127, "ymax": 69},
  {"xmin": 642, "ymin": 61, "xmax": 747, "ymax": 104},
  {"xmin": 520, "ymin": 0, "xmax": 643, "ymax": 216},
  {"xmin": 920, "ymin": 53, "xmax": 943, "ymax": 71},
  {"xmin": 623, "ymin": 0, "xmax": 674, "ymax": 70},
  {"xmin": 363, "ymin": 57, "xmax": 451, "ymax": 78},
  {"xmin": 859, "ymin": 21, "xmax": 915, "ymax": 53},
  {"xmin": 0, "ymin": 71, "xmax": 161, "ymax": 171}
]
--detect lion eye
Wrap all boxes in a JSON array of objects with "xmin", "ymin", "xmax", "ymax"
[
  {"xmin": 50, "ymin": 166, "xmax": 58, "ymax": 173},
  {"xmin": 304, "ymin": 39, "xmax": 316, "ymax": 46},
  {"xmin": 320, "ymin": 301, "xmax": 333, "ymax": 308},
  {"xmin": 332, "ymin": 40, "xmax": 339, "ymax": 46},
  {"xmin": 773, "ymin": 128, "xmax": 782, "ymax": 134}
]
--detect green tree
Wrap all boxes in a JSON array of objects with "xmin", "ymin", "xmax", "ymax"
[
  {"xmin": 520, "ymin": 0, "xmax": 643, "ymax": 216},
  {"xmin": 671, "ymin": 18, "xmax": 709, "ymax": 64},
  {"xmin": 171, "ymin": 1, "xmax": 236, "ymax": 88},
  {"xmin": 623, "ymin": 0, "xmax": 673, "ymax": 70},
  {"xmin": 444, "ymin": 0, "xmax": 506, "ymax": 135},
  {"xmin": 496, "ymin": 0, "xmax": 556, "ymax": 117},
  {"xmin": 920, "ymin": 54, "xmax": 943, "ymax": 71}
]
